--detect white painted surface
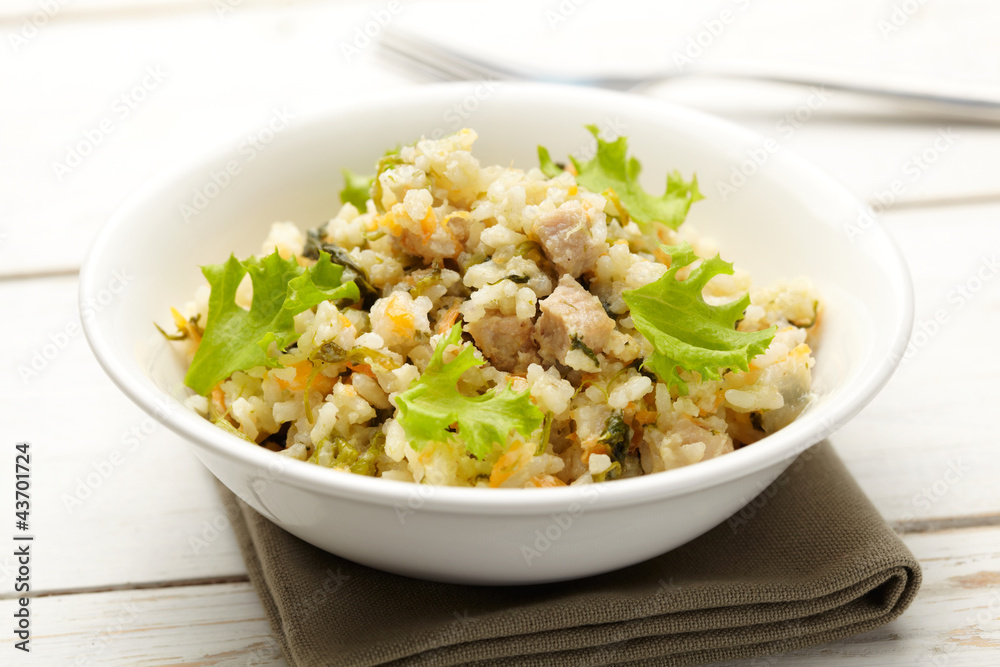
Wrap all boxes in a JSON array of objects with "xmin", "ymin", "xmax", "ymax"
[{"xmin": 3, "ymin": 0, "xmax": 999, "ymax": 663}]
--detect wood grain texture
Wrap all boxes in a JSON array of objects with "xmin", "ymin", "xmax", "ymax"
[
  {"xmin": 0, "ymin": 526, "xmax": 997, "ymax": 665},
  {"xmin": 0, "ymin": 582, "xmax": 284, "ymax": 666},
  {"xmin": 2, "ymin": 276, "xmax": 247, "ymax": 593},
  {"xmin": 4, "ymin": 0, "xmax": 1000, "ymax": 663},
  {"xmin": 833, "ymin": 201, "xmax": 1000, "ymax": 526},
  {"xmin": 0, "ymin": 0, "xmax": 408, "ymax": 277}
]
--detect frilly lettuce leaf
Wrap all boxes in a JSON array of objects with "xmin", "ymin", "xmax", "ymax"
[
  {"xmin": 184, "ymin": 250, "xmax": 359, "ymax": 395},
  {"xmin": 537, "ymin": 146, "xmax": 563, "ymax": 179},
  {"xmin": 540, "ymin": 125, "xmax": 703, "ymax": 230},
  {"xmin": 623, "ymin": 242, "xmax": 776, "ymax": 394},
  {"xmin": 395, "ymin": 323, "xmax": 544, "ymax": 460}
]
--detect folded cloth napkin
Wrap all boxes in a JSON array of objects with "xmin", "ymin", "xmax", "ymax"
[{"xmin": 218, "ymin": 441, "xmax": 920, "ymax": 666}]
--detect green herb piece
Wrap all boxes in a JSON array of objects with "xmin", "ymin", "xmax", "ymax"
[
  {"xmin": 535, "ymin": 412, "xmax": 554, "ymax": 456},
  {"xmin": 308, "ymin": 433, "xmax": 383, "ymax": 476},
  {"xmin": 354, "ymin": 431, "xmax": 385, "ymax": 476},
  {"xmin": 514, "ymin": 240, "xmax": 556, "ymax": 275},
  {"xmin": 371, "ymin": 152, "xmax": 405, "ymax": 214},
  {"xmin": 514, "ymin": 241, "xmax": 544, "ymax": 261},
  {"xmin": 154, "ymin": 322, "xmax": 187, "ymax": 341},
  {"xmin": 302, "ymin": 230, "xmax": 380, "ymax": 308},
  {"xmin": 310, "ymin": 341, "xmax": 398, "ymax": 371},
  {"xmin": 487, "ymin": 274, "xmax": 530, "ymax": 286},
  {"xmin": 792, "ymin": 300, "xmax": 820, "ymax": 329},
  {"xmin": 395, "ymin": 323, "xmax": 544, "ymax": 460},
  {"xmin": 570, "ymin": 334, "xmax": 600, "ymax": 368},
  {"xmin": 540, "ymin": 125, "xmax": 703, "ymax": 230},
  {"xmin": 409, "ymin": 269, "xmax": 442, "ymax": 297},
  {"xmin": 340, "ymin": 169, "xmax": 374, "ymax": 210},
  {"xmin": 184, "ymin": 251, "xmax": 359, "ymax": 395},
  {"xmin": 457, "ymin": 253, "xmax": 489, "ymax": 277},
  {"xmin": 622, "ymin": 242, "xmax": 776, "ymax": 394},
  {"xmin": 599, "ymin": 411, "xmax": 630, "ymax": 464},
  {"xmin": 214, "ymin": 417, "xmax": 255, "ymax": 443},
  {"xmin": 593, "ymin": 460, "xmax": 622, "ymax": 483},
  {"xmin": 310, "ymin": 341, "xmax": 354, "ymax": 365}
]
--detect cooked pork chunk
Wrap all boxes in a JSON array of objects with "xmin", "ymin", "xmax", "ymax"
[
  {"xmin": 535, "ymin": 275, "xmax": 615, "ymax": 365},
  {"xmin": 532, "ymin": 201, "xmax": 608, "ymax": 277},
  {"xmin": 467, "ymin": 311, "xmax": 540, "ymax": 373}
]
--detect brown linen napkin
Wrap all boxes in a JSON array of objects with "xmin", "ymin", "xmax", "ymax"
[{"xmin": 218, "ymin": 441, "xmax": 920, "ymax": 667}]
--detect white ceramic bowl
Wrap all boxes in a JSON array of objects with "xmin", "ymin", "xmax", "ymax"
[{"xmin": 81, "ymin": 83, "xmax": 912, "ymax": 585}]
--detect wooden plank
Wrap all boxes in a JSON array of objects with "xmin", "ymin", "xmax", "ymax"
[
  {"xmin": 832, "ymin": 201, "xmax": 1000, "ymax": 525},
  {"xmin": 1, "ymin": 2, "xmax": 996, "ymax": 665},
  {"xmin": 1, "ymin": 276, "xmax": 247, "ymax": 593},
  {"xmin": 0, "ymin": 0, "xmax": 296, "ymax": 22},
  {"xmin": 1, "ymin": 525, "xmax": 998, "ymax": 665},
  {"xmin": 0, "ymin": 0, "xmax": 411, "ymax": 277},
  {"xmin": 0, "ymin": 582, "xmax": 284, "ymax": 666}
]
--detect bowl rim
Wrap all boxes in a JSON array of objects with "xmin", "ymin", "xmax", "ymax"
[{"xmin": 80, "ymin": 81, "xmax": 914, "ymax": 515}]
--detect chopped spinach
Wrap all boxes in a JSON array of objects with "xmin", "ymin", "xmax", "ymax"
[
  {"xmin": 487, "ymin": 274, "xmax": 530, "ymax": 286},
  {"xmin": 599, "ymin": 411, "xmax": 631, "ymax": 464},
  {"xmin": 570, "ymin": 334, "xmax": 600, "ymax": 368},
  {"xmin": 310, "ymin": 341, "xmax": 397, "ymax": 370},
  {"xmin": 302, "ymin": 229, "xmax": 380, "ymax": 308}
]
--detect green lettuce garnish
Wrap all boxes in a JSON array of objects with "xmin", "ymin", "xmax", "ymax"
[
  {"xmin": 537, "ymin": 146, "xmax": 563, "ymax": 179},
  {"xmin": 539, "ymin": 125, "xmax": 703, "ymax": 230},
  {"xmin": 184, "ymin": 250, "xmax": 360, "ymax": 395},
  {"xmin": 395, "ymin": 323, "xmax": 544, "ymax": 460},
  {"xmin": 340, "ymin": 169, "xmax": 374, "ymax": 209},
  {"xmin": 622, "ymin": 242, "xmax": 776, "ymax": 394}
]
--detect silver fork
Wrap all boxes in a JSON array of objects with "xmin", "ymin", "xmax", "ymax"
[{"xmin": 379, "ymin": 28, "xmax": 1000, "ymax": 120}]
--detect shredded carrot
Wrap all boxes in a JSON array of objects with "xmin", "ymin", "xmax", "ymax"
[
  {"xmin": 275, "ymin": 360, "xmax": 313, "ymax": 391},
  {"xmin": 374, "ymin": 212, "xmax": 401, "ymax": 235},
  {"xmin": 634, "ymin": 410, "xmax": 657, "ymax": 425},
  {"xmin": 310, "ymin": 372, "xmax": 337, "ymax": 395},
  {"xmin": 346, "ymin": 362, "xmax": 377, "ymax": 380},
  {"xmin": 489, "ymin": 442, "xmax": 532, "ymax": 488},
  {"xmin": 436, "ymin": 302, "xmax": 462, "ymax": 335},
  {"xmin": 419, "ymin": 206, "xmax": 437, "ymax": 238},
  {"xmin": 527, "ymin": 474, "xmax": 567, "ymax": 488},
  {"xmin": 384, "ymin": 293, "xmax": 415, "ymax": 336},
  {"xmin": 211, "ymin": 385, "xmax": 227, "ymax": 416},
  {"xmin": 584, "ymin": 442, "xmax": 610, "ymax": 460}
]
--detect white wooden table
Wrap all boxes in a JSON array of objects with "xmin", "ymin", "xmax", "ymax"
[{"xmin": 2, "ymin": 1, "xmax": 999, "ymax": 664}]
